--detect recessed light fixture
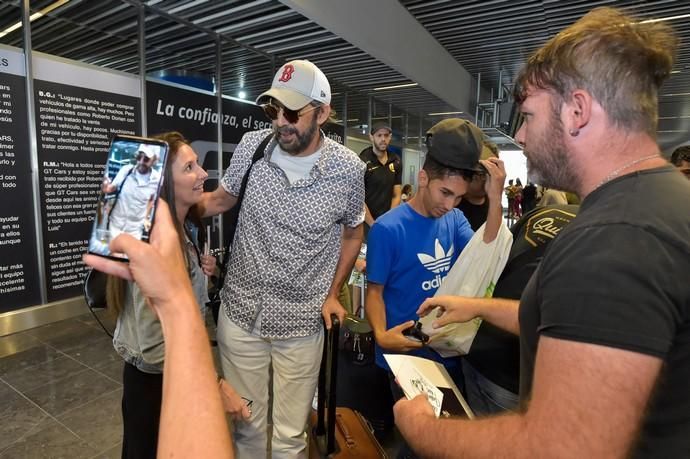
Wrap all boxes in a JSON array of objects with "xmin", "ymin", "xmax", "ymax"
[
  {"xmin": 661, "ymin": 92, "xmax": 690, "ymax": 97},
  {"xmin": 0, "ymin": 0, "xmax": 70, "ymax": 38},
  {"xmin": 640, "ymin": 13, "xmax": 690, "ymax": 24},
  {"xmin": 373, "ymin": 83, "xmax": 419, "ymax": 91},
  {"xmin": 427, "ymin": 111, "xmax": 464, "ymax": 116},
  {"xmin": 238, "ymin": 91, "xmax": 247, "ymax": 99}
]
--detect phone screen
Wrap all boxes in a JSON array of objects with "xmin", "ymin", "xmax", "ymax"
[{"xmin": 88, "ymin": 135, "xmax": 169, "ymax": 260}]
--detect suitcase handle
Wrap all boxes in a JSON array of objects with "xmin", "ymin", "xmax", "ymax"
[{"xmin": 316, "ymin": 314, "xmax": 340, "ymax": 455}]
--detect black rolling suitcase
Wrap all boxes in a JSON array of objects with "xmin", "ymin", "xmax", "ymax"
[
  {"xmin": 336, "ymin": 276, "xmax": 394, "ymax": 439},
  {"xmin": 309, "ymin": 316, "xmax": 387, "ymax": 458}
]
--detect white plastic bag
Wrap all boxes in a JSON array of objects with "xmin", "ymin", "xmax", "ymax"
[{"xmin": 419, "ymin": 222, "xmax": 513, "ymax": 357}]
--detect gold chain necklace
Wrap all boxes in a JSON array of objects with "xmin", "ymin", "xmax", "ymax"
[{"xmin": 598, "ymin": 153, "xmax": 660, "ymax": 187}]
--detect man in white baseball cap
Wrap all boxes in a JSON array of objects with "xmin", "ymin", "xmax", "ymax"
[
  {"xmin": 201, "ymin": 60, "xmax": 365, "ymax": 458},
  {"xmin": 256, "ymin": 59, "xmax": 331, "ymax": 110}
]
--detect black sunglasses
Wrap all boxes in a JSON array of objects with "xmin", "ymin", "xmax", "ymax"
[{"xmin": 262, "ymin": 102, "xmax": 318, "ymax": 124}]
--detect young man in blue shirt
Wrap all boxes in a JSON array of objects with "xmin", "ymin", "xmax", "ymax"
[{"xmin": 365, "ymin": 118, "xmax": 506, "ymax": 393}]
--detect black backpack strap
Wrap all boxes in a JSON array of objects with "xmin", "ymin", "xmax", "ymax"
[
  {"xmin": 106, "ymin": 166, "xmax": 135, "ymax": 229},
  {"xmin": 217, "ymin": 134, "xmax": 273, "ymax": 282}
]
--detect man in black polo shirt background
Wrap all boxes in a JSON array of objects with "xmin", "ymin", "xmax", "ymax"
[{"xmin": 360, "ymin": 122, "xmax": 402, "ymax": 235}]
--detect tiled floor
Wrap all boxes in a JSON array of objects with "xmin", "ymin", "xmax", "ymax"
[
  {"xmin": 0, "ymin": 311, "xmax": 123, "ymax": 458},
  {"xmin": 1, "ymin": 311, "xmax": 400, "ymax": 458}
]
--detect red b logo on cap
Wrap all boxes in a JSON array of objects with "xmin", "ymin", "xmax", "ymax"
[{"xmin": 278, "ymin": 64, "xmax": 295, "ymax": 82}]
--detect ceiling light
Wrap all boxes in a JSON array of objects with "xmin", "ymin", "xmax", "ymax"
[
  {"xmin": 671, "ymin": 70, "xmax": 681, "ymax": 74},
  {"xmin": 640, "ymin": 14, "xmax": 690, "ymax": 24},
  {"xmin": 661, "ymin": 92, "xmax": 690, "ymax": 97},
  {"xmin": 657, "ymin": 130, "xmax": 687, "ymax": 133},
  {"xmin": 427, "ymin": 111, "xmax": 464, "ymax": 116},
  {"xmin": 238, "ymin": 91, "xmax": 247, "ymax": 99},
  {"xmin": 0, "ymin": 0, "xmax": 70, "ymax": 38},
  {"xmin": 373, "ymin": 83, "xmax": 418, "ymax": 91},
  {"xmin": 658, "ymin": 115, "xmax": 690, "ymax": 120}
]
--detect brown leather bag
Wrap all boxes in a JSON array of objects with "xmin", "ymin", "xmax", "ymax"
[
  {"xmin": 309, "ymin": 408, "xmax": 387, "ymax": 459},
  {"xmin": 308, "ymin": 316, "xmax": 387, "ymax": 458}
]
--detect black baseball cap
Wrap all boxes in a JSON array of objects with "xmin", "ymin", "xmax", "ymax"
[
  {"xmin": 371, "ymin": 122, "xmax": 392, "ymax": 135},
  {"xmin": 426, "ymin": 118, "xmax": 485, "ymax": 172}
]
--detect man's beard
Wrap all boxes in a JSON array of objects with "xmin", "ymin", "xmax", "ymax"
[
  {"xmin": 137, "ymin": 163, "xmax": 151, "ymax": 175},
  {"xmin": 274, "ymin": 115, "xmax": 319, "ymax": 155},
  {"xmin": 374, "ymin": 142, "xmax": 388, "ymax": 154},
  {"xmin": 525, "ymin": 110, "xmax": 580, "ymax": 193}
]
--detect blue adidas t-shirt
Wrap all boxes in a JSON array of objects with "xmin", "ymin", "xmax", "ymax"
[{"xmin": 367, "ymin": 203, "xmax": 474, "ymax": 369}]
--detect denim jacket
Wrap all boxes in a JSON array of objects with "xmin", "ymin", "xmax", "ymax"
[{"xmin": 112, "ymin": 226, "xmax": 209, "ymax": 374}]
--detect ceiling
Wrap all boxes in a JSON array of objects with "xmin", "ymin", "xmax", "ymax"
[{"xmin": 1, "ymin": 0, "xmax": 688, "ymax": 150}]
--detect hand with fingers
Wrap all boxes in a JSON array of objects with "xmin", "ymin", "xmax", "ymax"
[
  {"xmin": 375, "ymin": 320, "xmax": 427, "ymax": 353},
  {"xmin": 219, "ymin": 378, "xmax": 252, "ymax": 421},
  {"xmin": 417, "ymin": 296, "xmax": 481, "ymax": 330},
  {"xmin": 480, "ymin": 157, "xmax": 508, "ymax": 202},
  {"xmin": 322, "ymin": 295, "xmax": 346, "ymax": 330},
  {"xmin": 83, "ymin": 199, "xmax": 196, "ymax": 316},
  {"xmin": 200, "ymin": 254, "xmax": 217, "ymax": 276}
]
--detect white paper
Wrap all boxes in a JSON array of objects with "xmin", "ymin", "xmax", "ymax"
[{"xmin": 395, "ymin": 360, "xmax": 443, "ymax": 417}]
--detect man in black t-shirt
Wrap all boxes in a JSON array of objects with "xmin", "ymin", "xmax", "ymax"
[
  {"xmin": 462, "ymin": 204, "xmax": 579, "ymax": 415},
  {"xmin": 360, "ymin": 122, "xmax": 402, "ymax": 234},
  {"xmin": 394, "ymin": 8, "xmax": 690, "ymax": 459}
]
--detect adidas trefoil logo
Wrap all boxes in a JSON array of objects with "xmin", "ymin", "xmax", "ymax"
[{"xmin": 417, "ymin": 239, "xmax": 454, "ymax": 274}]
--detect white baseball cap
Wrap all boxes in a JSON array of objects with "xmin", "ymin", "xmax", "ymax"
[
  {"xmin": 137, "ymin": 146, "xmax": 157, "ymax": 159},
  {"xmin": 256, "ymin": 59, "xmax": 331, "ymax": 110}
]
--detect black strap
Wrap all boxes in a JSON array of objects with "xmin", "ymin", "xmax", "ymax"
[
  {"xmin": 106, "ymin": 166, "xmax": 135, "ymax": 229},
  {"xmin": 217, "ymin": 134, "xmax": 273, "ymax": 283}
]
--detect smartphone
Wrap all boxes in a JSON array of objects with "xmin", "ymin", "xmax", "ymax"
[
  {"xmin": 88, "ymin": 135, "xmax": 169, "ymax": 261},
  {"xmin": 402, "ymin": 321, "xmax": 430, "ymax": 344}
]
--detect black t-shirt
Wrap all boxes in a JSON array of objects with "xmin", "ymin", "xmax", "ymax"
[
  {"xmin": 456, "ymin": 199, "xmax": 489, "ymax": 231},
  {"xmin": 467, "ymin": 205, "xmax": 579, "ymax": 393},
  {"xmin": 519, "ymin": 166, "xmax": 690, "ymax": 458},
  {"xmin": 360, "ymin": 146, "xmax": 402, "ymax": 220}
]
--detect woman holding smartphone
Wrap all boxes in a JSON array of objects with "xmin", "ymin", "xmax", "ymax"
[{"xmin": 107, "ymin": 132, "xmax": 249, "ymax": 458}]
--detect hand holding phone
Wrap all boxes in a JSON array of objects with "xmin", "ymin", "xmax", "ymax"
[
  {"xmin": 402, "ymin": 321, "xmax": 430, "ymax": 344},
  {"xmin": 88, "ymin": 135, "xmax": 169, "ymax": 261}
]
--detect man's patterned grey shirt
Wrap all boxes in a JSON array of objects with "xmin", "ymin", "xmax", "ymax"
[{"xmin": 219, "ymin": 129, "xmax": 366, "ymax": 339}]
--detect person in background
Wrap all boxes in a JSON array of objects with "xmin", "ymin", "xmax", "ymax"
[
  {"xmin": 443, "ymin": 204, "xmax": 579, "ymax": 416},
  {"xmin": 393, "ymin": 7, "xmax": 690, "ymax": 458},
  {"xmin": 455, "ymin": 140, "xmax": 499, "ymax": 230},
  {"xmin": 200, "ymin": 59, "xmax": 364, "ymax": 458},
  {"xmin": 670, "ymin": 145, "xmax": 690, "ymax": 179},
  {"xmin": 360, "ymin": 121, "xmax": 402, "ymax": 233},
  {"xmin": 85, "ymin": 200, "xmax": 234, "ymax": 458},
  {"xmin": 103, "ymin": 148, "xmax": 161, "ymax": 241},
  {"xmin": 504, "ymin": 179, "xmax": 516, "ymax": 219},
  {"xmin": 512, "ymin": 177, "xmax": 523, "ymax": 218},
  {"xmin": 538, "ymin": 187, "xmax": 569, "ymax": 206},
  {"xmin": 521, "ymin": 181, "xmax": 537, "ymax": 214},
  {"xmin": 107, "ymin": 132, "xmax": 248, "ymax": 459},
  {"xmin": 401, "ymin": 184, "xmax": 413, "ymax": 202}
]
